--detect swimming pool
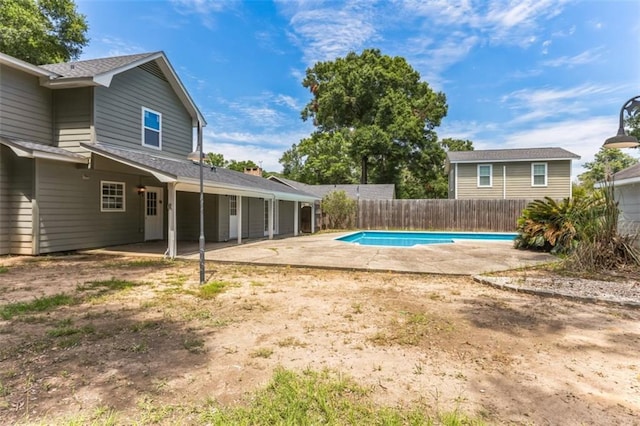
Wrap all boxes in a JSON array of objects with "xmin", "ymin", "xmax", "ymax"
[{"xmin": 336, "ymin": 231, "xmax": 517, "ymax": 247}]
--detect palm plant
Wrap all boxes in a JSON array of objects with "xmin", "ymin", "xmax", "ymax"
[{"xmin": 514, "ymin": 194, "xmax": 604, "ymax": 254}]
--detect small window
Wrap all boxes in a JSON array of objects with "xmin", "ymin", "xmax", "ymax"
[
  {"xmin": 229, "ymin": 195, "xmax": 237, "ymax": 216},
  {"xmin": 142, "ymin": 107, "xmax": 161, "ymax": 149},
  {"xmin": 101, "ymin": 181, "xmax": 125, "ymax": 212},
  {"xmin": 532, "ymin": 163, "xmax": 547, "ymax": 186},
  {"xmin": 477, "ymin": 164, "xmax": 492, "ymax": 187}
]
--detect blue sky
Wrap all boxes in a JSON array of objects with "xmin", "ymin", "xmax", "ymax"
[{"xmin": 76, "ymin": 0, "xmax": 640, "ymax": 178}]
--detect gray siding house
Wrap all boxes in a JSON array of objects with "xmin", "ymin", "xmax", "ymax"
[
  {"xmin": 0, "ymin": 51, "xmax": 318, "ymax": 256},
  {"xmin": 611, "ymin": 163, "xmax": 640, "ymax": 238},
  {"xmin": 446, "ymin": 148, "xmax": 580, "ymax": 200}
]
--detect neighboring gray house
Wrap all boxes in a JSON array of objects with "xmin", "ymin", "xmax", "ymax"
[
  {"xmin": 267, "ymin": 176, "xmax": 395, "ymax": 200},
  {"xmin": 446, "ymin": 148, "xmax": 580, "ymax": 200},
  {"xmin": 267, "ymin": 176, "xmax": 395, "ymax": 230},
  {"xmin": 611, "ymin": 163, "xmax": 640, "ymax": 237},
  {"xmin": 0, "ymin": 51, "xmax": 318, "ymax": 256}
]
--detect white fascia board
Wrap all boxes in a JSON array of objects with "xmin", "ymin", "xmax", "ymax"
[
  {"xmin": 32, "ymin": 151, "xmax": 89, "ymax": 164},
  {"xmin": 610, "ymin": 176, "xmax": 640, "ymax": 187},
  {"xmin": 0, "ymin": 52, "xmax": 58, "ymax": 77},
  {"xmin": 40, "ymin": 77, "xmax": 99, "ymax": 88},
  {"xmin": 6, "ymin": 145, "xmax": 88, "ymax": 164},
  {"xmin": 449, "ymin": 157, "xmax": 578, "ymax": 164},
  {"xmin": 87, "ymin": 150, "xmax": 177, "ymax": 183},
  {"xmin": 154, "ymin": 56, "xmax": 207, "ymax": 126}
]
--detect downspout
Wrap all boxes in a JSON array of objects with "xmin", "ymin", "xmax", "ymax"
[
  {"xmin": 268, "ymin": 195, "xmax": 275, "ymax": 240},
  {"xmin": 454, "ymin": 163, "xmax": 458, "ymax": 200},
  {"xmin": 503, "ymin": 165, "xmax": 506, "ymax": 199},
  {"xmin": 32, "ymin": 158, "xmax": 40, "ymax": 255}
]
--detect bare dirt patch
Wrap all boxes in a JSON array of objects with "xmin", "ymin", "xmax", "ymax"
[{"xmin": 0, "ymin": 254, "xmax": 639, "ymax": 424}]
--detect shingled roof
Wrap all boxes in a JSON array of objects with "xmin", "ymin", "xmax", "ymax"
[
  {"xmin": 268, "ymin": 176, "xmax": 395, "ymax": 200},
  {"xmin": 612, "ymin": 163, "xmax": 640, "ymax": 185},
  {"xmin": 82, "ymin": 143, "xmax": 319, "ymax": 201},
  {"xmin": 40, "ymin": 52, "xmax": 159, "ymax": 78},
  {"xmin": 447, "ymin": 147, "xmax": 580, "ymax": 163}
]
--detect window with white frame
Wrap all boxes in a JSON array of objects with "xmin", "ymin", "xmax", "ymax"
[
  {"xmin": 532, "ymin": 162, "xmax": 547, "ymax": 186},
  {"xmin": 142, "ymin": 107, "xmax": 162, "ymax": 149},
  {"xmin": 101, "ymin": 181, "xmax": 125, "ymax": 212},
  {"xmin": 477, "ymin": 164, "xmax": 492, "ymax": 187},
  {"xmin": 229, "ymin": 195, "xmax": 237, "ymax": 216}
]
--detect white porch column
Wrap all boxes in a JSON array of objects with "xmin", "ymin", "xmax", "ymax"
[
  {"xmin": 237, "ymin": 195, "xmax": 242, "ymax": 244},
  {"xmin": 311, "ymin": 201, "xmax": 316, "ymax": 233},
  {"xmin": 268, "ymin": 198, "xmax": 274, "ymax": 240},
  {"xmin": 293, "ymin": 200, "xmax": 299, "ymax": 236},
  {"xmin": 167, "ymin": 182, "xmax": 177, "ymax": 258}
]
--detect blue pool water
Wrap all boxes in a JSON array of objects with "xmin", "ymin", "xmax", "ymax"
[{"xmin": 336, "ymin": 231, "xmax": 517, "ymax": 247}]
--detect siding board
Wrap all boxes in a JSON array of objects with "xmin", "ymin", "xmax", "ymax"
[
  {"xmin": 94, "ymin": 67, "xmax": 193, "ymax": 157},
  {"xmin": 454, "ymin": 160, "xmax": 572, "ymax": 199},
  {"xmin": 0, "ymin": 65, "xmax": 53, "ymax": 144}
]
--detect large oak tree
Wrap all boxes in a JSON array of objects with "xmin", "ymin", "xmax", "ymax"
[
  {"xmin": 0, "ymin": 0, "xmax": 89, "ymax": 64},
  {"xmin": 281, "ymin": 49, "xmax": 449, "ymax": 198}
]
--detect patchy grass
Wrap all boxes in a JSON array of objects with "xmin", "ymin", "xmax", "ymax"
[
  {"xmin": 201, "ymin": 368, "xmax": 485, "ymax": 425},
  {"xmin": 77, "ymin": 278, "xmax": 140, "ymax": 293},
  {"xmin": 183, "ymin": 336, "xmax": 205, "ymax": 354},
  {"xmin": 0, "ymin": 265, "xmax": 8, "ymax": 274},
  {"xmin": 196, "ymin": 280, "xmax": 234, "ymax": 299},
  {"xmin": 250, "ymin": 347, "xmax": 274, "ymax": 358},
  {"xmin": 370, "ymin": 311, "xmax": 455, "ymax": 346},
  {"xmin": 277, "ymin": 337, "xmax": 308, "ymax": 348},
  {"xmin": 0, "ymin": 293, "xmax": 75, "ymax": 320}
]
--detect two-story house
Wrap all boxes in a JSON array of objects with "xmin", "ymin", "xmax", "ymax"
[
  {"xmin": 0, "ymin": 51, "xmax": 318, "ymax": 257},
  {"xmin": 446, "ymin": 147, "xmax": 580, "ymax": 200}
]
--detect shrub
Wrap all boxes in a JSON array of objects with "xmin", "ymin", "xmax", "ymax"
[
  {"xmin": 321, "ymin": 190, "xmax": 357, "ymax": 229},
  {"xmin": 514, "ymin": 194, "xmax": 604, "ymax": 254}
]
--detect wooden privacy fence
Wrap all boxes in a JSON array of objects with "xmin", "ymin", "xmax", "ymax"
[{"xmin": 357, "ymin": 199, "xmax": 532, "ymax": 232}]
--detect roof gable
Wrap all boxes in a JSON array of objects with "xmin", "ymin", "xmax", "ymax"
[{"xmin": 39, "ymin": 52, "xmax": 205, "ymax": 126}]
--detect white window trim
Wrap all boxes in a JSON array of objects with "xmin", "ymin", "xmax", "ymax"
[
  {"xmin": 531, "ymin": 162, "xmax": 548, "ymax": 187},
  {"xmin": 477, "ymin": 164, "xmax": 493, "ymax": 187},
  {"xmin": 100, "ymin": 180, "xmax": 126, "ymax": 212},
  {"xmin": 142, "ymin": 107, "xmax": 162, "ymax": 150}
]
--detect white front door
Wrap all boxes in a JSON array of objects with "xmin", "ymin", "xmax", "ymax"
[
  {"xmin": 229, "ymin": 195, "xmax": 238, "ymax": 239},
  {"xmin": 144, "ymin": 187, "xmax": 163, "ymax": 241}
]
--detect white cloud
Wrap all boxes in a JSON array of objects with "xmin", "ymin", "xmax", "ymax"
[
  {"xmin": 542, "ymin": 48, "xmax": 602, "ymax": 68},
  {"xmin": 170, "ymin": 0, "xmax": 235, "ymax": 28},
  {"xmin": 203, "ymin": 127, "xmax": 313, "ymax": 171},
  {"xmin": 501, "ymin": 117, "xmax": 640, "ymax": 179},
  {"xmin": 502, "ymin": 84, "xmax": 622, "ymax": 124}
]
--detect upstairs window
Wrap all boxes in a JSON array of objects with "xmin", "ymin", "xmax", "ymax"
[
  {"xmin": 532, "ymin": 163, "xmax": 547, "ymax": 186},
  {"xmin": 101, "ymin": 181, "xmax": 125, "ymax": 212},
  {"xmin": 142, "ymin": 107, "xmax": 162, "ymax": 149},
  {"xmin": 477, "ymin": 164, "xmax": 492, "ymax": 187}
]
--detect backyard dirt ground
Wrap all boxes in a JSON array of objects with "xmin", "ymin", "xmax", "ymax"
[{"xmin": 0, "ymin": 253, "xmax": 639, "ymax": 425}]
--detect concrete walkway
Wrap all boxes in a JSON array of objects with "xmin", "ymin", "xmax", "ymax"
[{"xmin": 179, "ymin": 232, "xmax": 554, "ymax": 275}]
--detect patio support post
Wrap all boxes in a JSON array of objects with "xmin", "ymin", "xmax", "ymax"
[
  {"xmin": 294, "ymin": 200, "xmax": 299, "ymax": 236},
  {"xmin": 268, "ymin": 197, "xmax": 274, "ymax": 240},
  {"xmin": 197, "ymin": 122, "xmax": 205, "ymax": 283},
  {"xmin": 187, "ymin": 121, "xmax": 206, "ymax": 284},
  {"xmin": 311, "ymin": 202, "xmax": 316, "ymax": 233},
  {"xmin": 237, "ymin": 195, "xmax": 242, "ymax": 244},
  {"xmin": 167, "ymin": 182, "xmax": 177, "ymax": 258}
]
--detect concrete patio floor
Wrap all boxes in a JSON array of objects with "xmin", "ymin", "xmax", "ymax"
[{"xmin": 91, "ymin": 232, "xmax": 554, "ymax": 275}]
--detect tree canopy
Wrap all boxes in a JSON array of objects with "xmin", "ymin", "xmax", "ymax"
[
  {"xmin": 578, "ymin": 146, "xmax": 639, "ymax": 188},
  {"xmin": 204, "ymin": 152, "xmax": 260, "ymax": 173},
  {"xmin": 281, "ymin": 49, "xmax": 449, "ymax": 198},
  {"xmin": 0, "ymin": 0, "xmax": 89, "ymax": 65}
]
